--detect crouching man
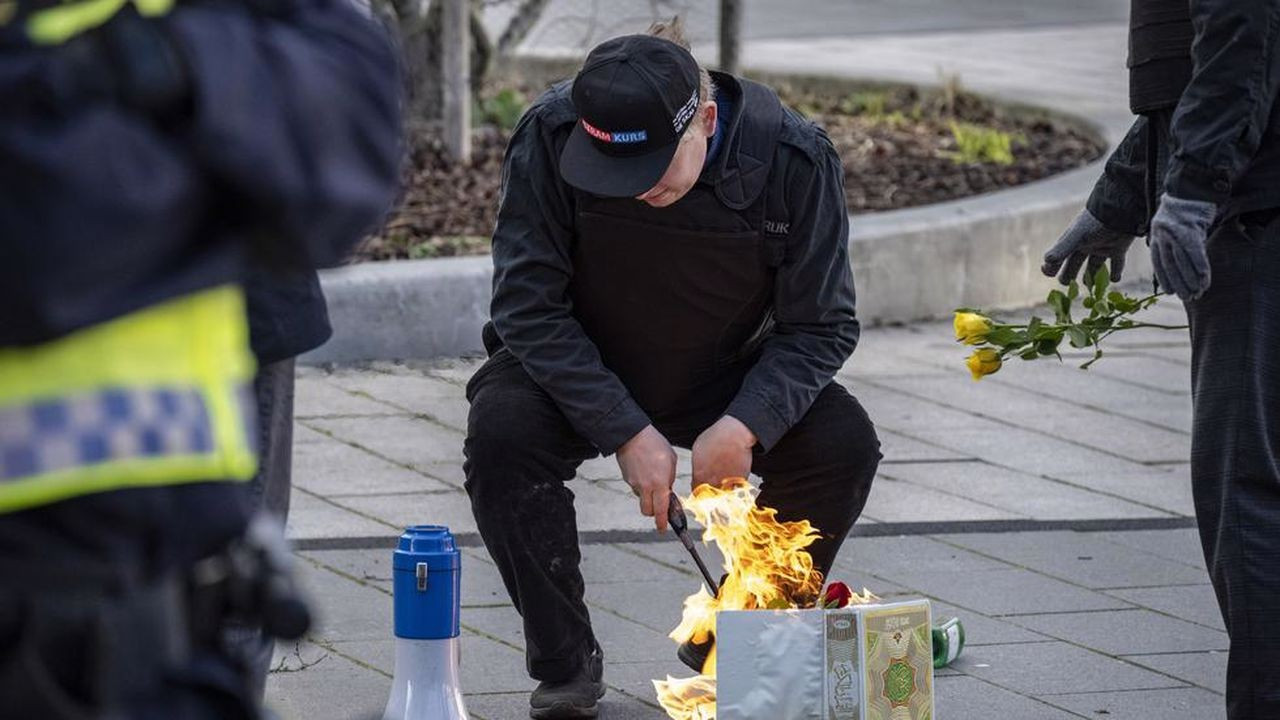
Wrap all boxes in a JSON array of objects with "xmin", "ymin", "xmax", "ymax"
[{"xmin": 464, "ymin": 21, "xmax": 881, "ymax": 719}]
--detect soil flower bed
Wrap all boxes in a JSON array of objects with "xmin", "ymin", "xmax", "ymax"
[{"xmin": 358, "ymin": 81, "xmax": 1103, "ymax": 262}]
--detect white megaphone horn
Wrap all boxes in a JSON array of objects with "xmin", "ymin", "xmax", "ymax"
[{"xmin": 382, "ymin": 525, "xmax": 468, "ymax": 720}]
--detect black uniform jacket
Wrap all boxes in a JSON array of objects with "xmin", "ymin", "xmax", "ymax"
[
  {"xmin": 0, "ymin": 0, "xmax": 402, "ymax": 349},
  {"xmin": 1090, "ymin": 0, "xmax": 1280, "ymax": 232},
  {"xmin": 485, "ymin": 74, "xmax": 859, "ymax": 455}
]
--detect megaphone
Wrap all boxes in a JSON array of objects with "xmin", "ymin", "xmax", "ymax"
[{"xmin": 382, "ymin": 525, "xmax": 468, "ymax": 720}]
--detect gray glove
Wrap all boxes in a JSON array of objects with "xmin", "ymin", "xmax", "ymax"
[
  {"xmin": 1150, "ymin": 194, "xmax": 1216, "ymax": 301},
  {"xmin": 1042, "ymin": 209, "xmax": 1135, "ymax": 285}
]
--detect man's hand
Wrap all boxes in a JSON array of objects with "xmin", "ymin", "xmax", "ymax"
[
  {"xmin": 1150, "ymin": 194, "xmax": 1216, "ymax": 301},
  {"xmin": 691, "ymin": 415, "xmax": 757, "ymax": 491},
  {"xmin": 1042, "ymin": 209, "xmax": 1135, "ymax": 286},
  {"xmin": 616, "ymin": 425, "xmax": 677, "ymax": 533}
]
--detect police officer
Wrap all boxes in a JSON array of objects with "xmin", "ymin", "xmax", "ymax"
[
  {"xmin": 0, "ymin": 0, "xmax": 401, "ymax": 715},
  {"xmin": 464, "ymin": 21, "xmax": 881, "ymax": 719},
  {"xmin": 1042, "ymin": 1, "xmax": 1280, "ymax": 716}
]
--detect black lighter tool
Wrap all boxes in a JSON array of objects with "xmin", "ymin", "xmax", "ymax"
[{"xmin": 667, "ymin": 492, "xmax": 720, "ymax": 597}]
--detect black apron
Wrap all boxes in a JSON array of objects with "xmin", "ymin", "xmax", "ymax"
[
  {"xmin": 1128, "ymin": 0, "xmax": 1194, "ymax": 114},
  {"xmin": 567, "ymin": 77, "xmax": 785, "ymax": 430}
]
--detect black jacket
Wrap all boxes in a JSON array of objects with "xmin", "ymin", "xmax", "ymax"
[
  {"xmin": 486, "ymin": 75, "xmax": 859, "ymax": 454},
  {"xmin": 1090, "ymin": 0, "xmax": 1280, "ymax": 230},
  {"xmin": 0, "ymin": 0, "xmax": 401, "ymax": 347}
]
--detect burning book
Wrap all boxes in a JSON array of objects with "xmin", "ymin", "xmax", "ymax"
[
  {"xmin": 654, "ymin": 479, "xmax": 935, "ymax": 720},
  {"xmin": 714, "ymin": 601, "xmax": 934, "ymax": 719}
]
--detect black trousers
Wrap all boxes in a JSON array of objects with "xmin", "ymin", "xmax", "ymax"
[
  {"xmin": 225, "ymin": 358, "xmax": 297, "ymax": 702},
  {"xmin": 463, "ymin": 354, "xmax": 880, "ymax": 682},
  {"xmin": 1187, "ymin": 212, "xmax": 1280, "ymax": 719},
  {"xmin": 0, "ymin": 482, "xmax": 256, "ymax": 719}
]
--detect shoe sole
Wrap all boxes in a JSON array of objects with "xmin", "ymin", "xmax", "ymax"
[
  {"xmin": 677, "ymin": 641, "xmax": 711, "ymax": 673},
  {"xmin": 529, "ymin": 685, "xmax": 606, "ymax": 719}
]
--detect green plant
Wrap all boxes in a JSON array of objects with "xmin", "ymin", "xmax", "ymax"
[
  {"xmin": 839, "ymin": 90, "xmax": 890, "ymax": 118},
  {"xmin": 476, "ymin": 87, "xmax": 527, "ymax": 131},
  {"xmin": 953, "ymin": 267, "xmax": 1188, "ymax": 379},
  {"xmin": 946, "ymin": 122, "xmax": 1017, "ymax": 165}
]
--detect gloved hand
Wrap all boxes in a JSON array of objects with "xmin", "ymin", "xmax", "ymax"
[
  {"xmin": 1042, "ymin": 209, "xmax": 1135, "ymax": 285},
  {"xmin": 1150, "ymin": 194, "xmax": 1216, "ymax": 300}
]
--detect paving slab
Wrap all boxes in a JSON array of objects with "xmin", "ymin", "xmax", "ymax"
[
  {"xmin": 977, "ymin": 361, "xmax": 1193, "ymax": 434},
  {"xmin": 1125, "ymin": 651, "xmax": 1228, "ymax": 695},
  {"xmin": 941, "ymin": 531, "xmax": 1209, "ymax": 588},
  {"xmin": 580, "ymin": 544, "xmax": 697, "ymax": 584},
  {"xmin": 286, "ymin": 489, "xmax": 399, "ymax": 541},
  {"xmin": 294, "ymin": 374, "xmax": 399, "ymax": 418},
  {"xmin": 1086, "ymin": 355, "xmax": 1193, "ymax": 396},
  {"xmin": 1091, "ymin": 529, "xmax": 1207, "ymax": 570},
  {"xmin": 333, "ymin": 489, "xmax": 481, "ymax": 535},
  {"xmin": 956, "ymin": 641, "xmax": 1184, "ymax": 695},
  {"xmin": 836, "ymin": 534, "xmax": 1010, "ymax": 577},
  {"xmin": 1048, "ymin": 465, "xmax": 1195, "ymax": 516},
  {"xmin": 294, "ymin": 559, "xmax": 394, "ymax": 643},
  {"xmin": 932, "ymin": 675, "xmax": 1084, "ymax": 720},
  {"xmin": 877, "ymin": 429, "xmax": 972, "ymax": 463},
  {"xmin": 264, "ymin": 640, "xmax": 389, "ymax": 720},
  {"xmin": 902, "ymin": 425, "xmax": 1154, "ymax": 478},
  {"xmin": 303, "ymin": 415, "xmax": 465, "ymax": 469},
  {"xmin": 1042, "ymin": 687, "xmax": 1225, "ymax": 720},
  {"xmin": 1105, "ymin": 584, "xmax": 1225, "ymax": 631},
  {"xmin": 861, "ymin": 475, "xmax": 1022, "ymax": 522},
  {"xmin": 885, "ymin": 568, "xmax": 1133, "ymax": 616},
  {"xmin": 869, "ymin": 374, "xmax": 1191, "ymax": 463},
  {"xmin": 928, "ymin": 600, "xmax": 1049, "ymax": 647},
  {"xmin": 587, "ymin": 581, "xmax": 688, "ymax": 634},
  {"xmin": 1012, "ymin": 608, "xmax": 1228, "ymax": 655},
  {"xmin": 293, "ymin": 439, "xmax": 453, "ymax": 496},
  {"xmin": 882, "ymin": 462, "xmax": 1166, "ymax": 520}
]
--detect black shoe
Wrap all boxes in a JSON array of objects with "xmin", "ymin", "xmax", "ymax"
[
  {"xmin": 529, "ymin": 642, "xmax": 605, "ymax": 719},
  {"xmin": 676, "ymin": 635, "xmax": 713, "ymax": 673}
]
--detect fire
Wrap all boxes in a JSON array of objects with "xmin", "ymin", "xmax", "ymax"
[{"xmin": 652, "ymin": 478, "xmax": 877, "ymax": 719}]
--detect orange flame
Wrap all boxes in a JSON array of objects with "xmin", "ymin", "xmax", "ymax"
[{"xmin": 653, "ymin": 478, "xmax": 862, "ymax": 719}]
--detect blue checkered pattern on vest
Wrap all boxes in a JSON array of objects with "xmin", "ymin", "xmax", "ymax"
[{"xmin": 0, "ymin": 387, "xmax": 214, "ymax": 481}]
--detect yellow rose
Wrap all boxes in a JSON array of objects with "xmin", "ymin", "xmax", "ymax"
[
  {"xmin": 953, "ymin": 312, "xmax": 993, "ymax": 345},
  {"xmin": 966, "ymin": 348, "xmax": 1002, "ymax": 380}
]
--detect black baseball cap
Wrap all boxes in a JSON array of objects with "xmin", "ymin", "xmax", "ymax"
[{"xmin": 559, "ymin": 34, "xmax": 703, "ymax": 198}]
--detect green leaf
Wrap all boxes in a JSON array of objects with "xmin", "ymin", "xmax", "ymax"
[
  {"xmin": 1082, "ymin": 297, "xmax": 1095, "ymax": 310},
  {"xmin": 1047, "ymin": 290, "xmax": 1072, "ymax": 324},
  {"xmin": 1036, "ymin": 337, "xmax": 1061, "ymax": 356},
  {"xmin": 1092, "ymin": 266, "xmax": 1110, "ymax": 299},
  {"xmin": 986, "ymin": 327, "xmax": 1022, "ymax": 346},
  {"xmin": 1067, "ymin": 281, "xmax": 1080, "ymax": 301},
  {"xmin": 1020, "ymin": 348, "xmax": 1040, "ymax": 360},
  {"xmin": 1107, "ymin": 291, "xmax": 1136, "ymax": 314},
  {"xmin": 765, "ymin": 597, "xmax": 791, "ymax": 610},
  {"xmin": 1067, "ymin": 326, "xmax": 1091, "ymax": 348}
]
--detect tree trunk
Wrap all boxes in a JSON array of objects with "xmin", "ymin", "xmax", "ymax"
[
  {"xmin": 719, "ymin": 0, "xmax": 741, "ymax": 76},
  {"xmin": 441, "ymin": 0, "xmax": 471, "ymax": 162}
]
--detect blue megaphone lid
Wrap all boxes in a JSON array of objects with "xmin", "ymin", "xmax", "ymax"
[
  {"xmin": 392, "ymin": 525, "xmax": 461, "ymax": 639},
  {"xmin": 392, "ymin": 525, "xmax": 460, "ymax": 572}
]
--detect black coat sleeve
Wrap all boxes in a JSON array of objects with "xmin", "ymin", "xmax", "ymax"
[
  {"xmin": 725, "ymin": 131, "xmax": 860, "ymax": 451},
  {"xmin": 168, "ymin": 0, "xmax": 404, "ymax": 268},
  {"xmin": 488, "ymin": 104, "xmax": 652, "ymax": 454},
  {"xmin": 1086, "ymin": 116, "xmax": 1153, "ymax": 236},
  {"xmin": 1165, "ymin": 0, "xmax": 1280, "ymax": 204}
]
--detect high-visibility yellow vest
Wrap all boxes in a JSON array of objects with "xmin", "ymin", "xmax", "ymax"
[{"xmin": 0, "ymin": 285, "xmax": 258, "ymax": 514}]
